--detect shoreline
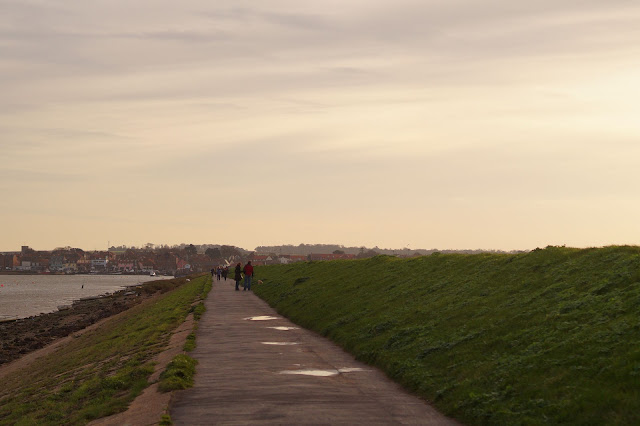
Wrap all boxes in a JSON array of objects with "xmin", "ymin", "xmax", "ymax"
[
  {"xmin": 0, "ymin": 289, "xmax": 128, "ymax": 323},
  {"xmin": 0, "ymin": 274, "xmax": 174, "ymax": 321},
  {"xmin": 0, "ymin": 271, "xmax": 174, "ymax": 276},
  {"xmin": 0, "ymin": 277, "xmax": 186, "ymax": 366}
]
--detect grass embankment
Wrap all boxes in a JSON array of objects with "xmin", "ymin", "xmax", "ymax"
[
  {"xmin": 0, "ymin": 274, "xmax": 211, "ymax": 425},
  {"xmin": 255, "ymin": 246, "xmax": 640, "ymax": 425},
  {"xmin": 157, "ymin": 281, "xmax": 212, "ymax": 393}
]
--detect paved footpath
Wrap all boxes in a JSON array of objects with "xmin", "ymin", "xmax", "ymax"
[{"xmin": 169, "ymin": 278, "xmax": 460, "ymax": 425}]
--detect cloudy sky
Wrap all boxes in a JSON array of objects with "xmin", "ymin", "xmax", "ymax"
[{"xmin": 2, "ymin": 0, "xmax": 639, "ymax": 252}]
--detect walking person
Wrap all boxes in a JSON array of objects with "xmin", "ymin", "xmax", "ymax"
[
  {"xmin": 222, "ymin": 266, "xmax": 228, "ymax": 281},
  {"xmin": 216, "ymin": 266, "xmax": 222, "ymax": 281},
  {"xmin": 243, "ymin": 261, "xmax": 254, "ymax": 291},
  {"xmin": 234, "ymin": 263, "xmax": 242, "ymax": 291}
]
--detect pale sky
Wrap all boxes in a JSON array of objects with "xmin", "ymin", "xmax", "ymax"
[{"xmin": 2, "ymin": 0, "xmax": 640, "ymax": 252}]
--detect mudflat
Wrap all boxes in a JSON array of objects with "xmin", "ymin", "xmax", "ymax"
[{"xmin": 170, "ymin": 279, "xmax": 459, "ymax": 425}]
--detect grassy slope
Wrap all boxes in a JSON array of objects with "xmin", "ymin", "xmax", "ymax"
[
  {"xmin": 254, "ymin": 246, "xmax": 640, "ymax": 425},
  {"xmin": 0, "ymin": 274, "xmax": 211, "ymax": 426}
]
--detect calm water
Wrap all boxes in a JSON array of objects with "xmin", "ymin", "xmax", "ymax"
[{"xmin": 0, "ymin": 275, "xmax": 171, "ymax": 320}]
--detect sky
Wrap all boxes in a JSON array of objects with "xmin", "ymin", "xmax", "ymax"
[{"xmin": 2, "ymin": 0, "xmax": 640, "ymax": 252}]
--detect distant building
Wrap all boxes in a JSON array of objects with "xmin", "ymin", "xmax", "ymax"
[
  {"xmin": 249, "ymin": 255, "xmax": 273, "ymax": 266},
  {"xmin": 0, "ymin": 254, "xmax": 14, "ymax": 270},
  {"xmin": 117, "ymin": 262, "xmax": 135, "ymax": 273},
  {"xmin": 276, "ymin": 255, "xmax": 307, "ymax": 264},
  {"xmin": 91, "ymin": 258, "xmax": 108, "ymax": 271},
  {"xmin": 289, "ymin": 255, "xmax": 308, "ymax": 263},
  {"xmin": 50, "ymin": 255, "xmax": 65, "ymax": 271}
]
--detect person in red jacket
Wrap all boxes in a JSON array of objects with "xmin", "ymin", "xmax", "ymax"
[{"xmin": 242, "ymin": 261, "xmax": 254, "ymax": 291}]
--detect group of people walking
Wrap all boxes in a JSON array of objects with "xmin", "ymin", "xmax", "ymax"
[
  {"xmin": 234, "ymin": 261, "xmax": 254, "ymax": 291},
  {"xmin": 211, "ymin": 261, "xmax": 255, "ymax": 291},
  {"xmin": 211, "ymin": 265, "xmax": 229, "ymax": 281}
]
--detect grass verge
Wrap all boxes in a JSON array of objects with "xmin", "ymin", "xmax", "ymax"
[
  {"xmin": 0, "ymin": 274, "xmax": 209, "ymax": 425},
  {"xmin": 182, "ymin": 276, "xmax": 212, "ymax": 354},
  {"xmin": 158, "ymin": 354, "xmax": 198, "ymax": 392},
  {"xmin": 160, "ymin": 274, "xmax": 212, "ymax": 395},
  {"xmin": 183, "ymin": 332, "xmax": 197, "ymax": 352},
  {"xmin": 254, "ymin": 246, "xmax": 640, "ymax": 425}
]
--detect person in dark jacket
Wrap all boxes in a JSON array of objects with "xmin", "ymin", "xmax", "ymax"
[
  {"xmin": 243, "ymin": 261, "xmax": 254, "ymax": 291},
  {"xmin": 234, "ymin": 263, "xmax": 242, "ymax": 291}
]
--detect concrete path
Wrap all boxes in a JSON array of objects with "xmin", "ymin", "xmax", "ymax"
[{"xmin": 169, "ymin": 278, "xmax": 460, "ymax": 425}]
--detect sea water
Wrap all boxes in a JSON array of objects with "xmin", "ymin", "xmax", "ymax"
[{"xmin": 0, "ymin": 275, "xmax": 170, "ymax": 320}]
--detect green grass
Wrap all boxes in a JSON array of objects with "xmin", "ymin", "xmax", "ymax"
[
  {"xmin": 158, "ymin": 354, "xmax": 198, "ymax": 392},
  {"xmin": 193, "ymin": 302, "xmax": 206, "ymax": 321},
  {"xmin": 158, "ymin": 275, "xmax": 212, "ymax": 391},
  {"xmin": 183, "ymin": 278, "xmax": 212, "ymax": 352},
  {"xmin": 0, "ymin": 274, "xmax": 210, "ymax": 426},
  {"xmin": 254, "ymin": 246, "xmax": 640, "ymax": 425},
  {"xmin": 183, "ymin": 332, "xmax": 197, "ymax": 352}
]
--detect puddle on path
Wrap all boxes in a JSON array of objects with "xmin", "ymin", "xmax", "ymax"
[
  {"xmin": 267, "ymin": 326, "xmax": 299, "ymax": 331},
  {"xmin": 280, "ymin": 369, "xmax": 339, "ymax": 377},
  {"xmin": 279, "ymin": 367, "xmax": 367, "ymax": 377},
  {"xmin": 261, "ymin": 342, "xmax": 299, "ymax": 346},
  {"xmin": 337, "ymin": 368, "xmax": 367, "ymax": 373},
  {"xmin": 244, "ymin": 316, "xmax": 279, "ymax": 321}
]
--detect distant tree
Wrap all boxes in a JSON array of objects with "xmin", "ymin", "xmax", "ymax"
[
  {"xmin": 357, "ymin": 249, "xmax": 379, "ymax": 259},
  {"xmin": 185, "ymin": 244, "xmax": 197, "ymax": 256},
  {"xmin": 220, "ymin": 245, "xmax": 241, "ymax": 258},
  {"xmin": 205, "ymin": 247, "xmax": 222, "ymax": 259}
]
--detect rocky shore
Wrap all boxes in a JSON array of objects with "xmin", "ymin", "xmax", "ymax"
[{"xmin": 0, "ymin": 277, "xmax": 187, "ymax": 366}]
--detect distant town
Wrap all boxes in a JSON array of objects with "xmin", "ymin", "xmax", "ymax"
[{"xmin": 0, "ymin": 244, "xmax": 523, "ymax": 275}]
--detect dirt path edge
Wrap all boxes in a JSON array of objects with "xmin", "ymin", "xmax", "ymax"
[{"xmin": 89, "ymin": 313, "xmax": 195, "ymax": 426}]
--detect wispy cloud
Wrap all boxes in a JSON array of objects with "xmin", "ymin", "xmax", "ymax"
[{"xmin": 1, "ymin": 0, "xmax": 639, "ymax": 251}]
